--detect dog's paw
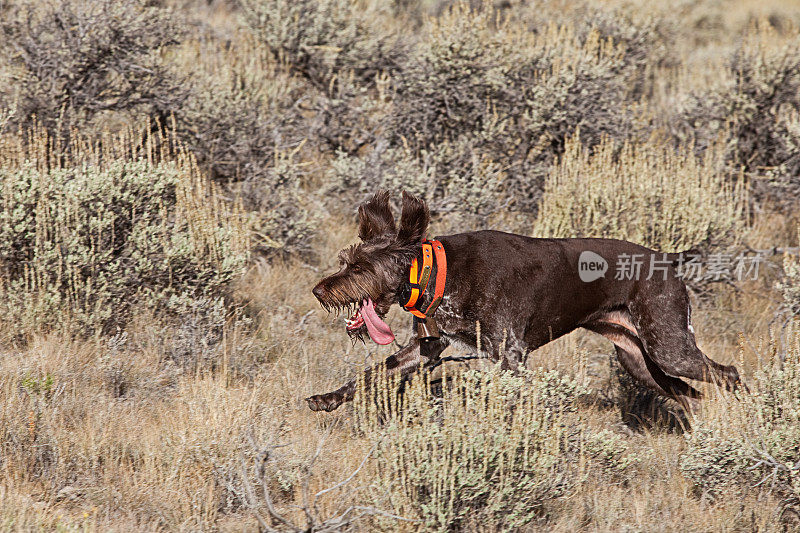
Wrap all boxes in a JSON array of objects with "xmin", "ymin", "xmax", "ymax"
[{"xmin": 306, "ymin": 392, "xmax": 344, "ymax": 412}]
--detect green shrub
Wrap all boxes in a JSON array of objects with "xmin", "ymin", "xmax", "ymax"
[
  {"xmin": 513, "ymin": 1, "xmax": 676, "ymax": 98},
  {"xmin": 360, "ymin": 365, "xmax": 587, "ymax": 531},
  {"xmin": 674, "ymin": 23, "xmax": 800, "ymax": 208},
  {"xmin": 240, "ymin": 0, "xmax": 404, "ymax": 89},
  {"xmin": 767, "ymin": 109, "xmax": 800, "ymax": 206},
  {"xmin": 726, "ymin": 27, "xmax": 800, "ymax": 180},
  {"xmin": 174, "ymin": 37, "xmax": 307, "ymax": 183},
  {"xmin": 180, "ymin": 81, "xmax": 279, "ymax": 183},
  {"xmin": 363, "ymin": 4, "xmax": 648, "ymax": 217},
  {"xmin": 244, "ymin": 1, "xmax": 666, "ymax": 223},
  {"xmin": 325, "ymin": 139, "xmax": 504, "ymax": 229},
  {"xmin": 679, "ymin": 428, "xmax": 751, "ymax": 496},
  {"xmin": 390, "ymin": 5, "xmax": 634, "ymax": 148},
  {"xmin": 171, "ymin": 38, "xmax": 317, "ymax": 256},
  {"xmin": 584, "ymin": 429, "xmax": 644, "ymax": 476},
  {"xmin": 778, "ymin": 227, "xmax": 800, "ymax": 319},
  {"xmin": 294, "ymin": 2, "xmax": 667, "ymax": 223},
  {"xmin": 0, "ymin": 0, "xmax": 186, "ymax": 138},
  {"xmin": 779, "ymin": 247, "xmax": 800, "ymax": 317},
  {"xmin": 240, "ymin": 0, "xmax": 401, "ymax": 155},
  {"xmin": 680, "ymin": 324, "xmax": 800, "ymax": 511},
  {"xmin": 0, "ymin": 137, "xmax": 250, "ymax": 336},
  {"xmin": 243, "ymin": 151, "xmax": 319, "ymax": 257}
]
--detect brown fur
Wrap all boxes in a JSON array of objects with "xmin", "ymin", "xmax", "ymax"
[
  {"xmin": 312, "ymin": 191, "xmax": 422, "ymax": 342},
  {"xmin": 307, "ymin": 191, "xmax": 743, "ymax": 413}
]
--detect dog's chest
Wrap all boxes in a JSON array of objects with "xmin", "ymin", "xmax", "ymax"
[
  {"xmin": 433, "ymin": 295, "xmax": 526, "ymax": 359},
  {"xmin": 435, "ymin": 296, "xmax": 470, "ymax": 334},
  {"xmin": 434, "ymin": 296, "xmax": 487, "ymax": 352}
]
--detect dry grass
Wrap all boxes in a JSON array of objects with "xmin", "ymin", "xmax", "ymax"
[
  {"xmin": 0, "ymin": 123, "xmax": 250, "ymax": 337},
  {"xmin": 1, "ymin": 213, "xmax": 794, "ymax": 530},
  {"xmin": 533, "ymin": 131, "xmax": 747, "ymax": 251}
]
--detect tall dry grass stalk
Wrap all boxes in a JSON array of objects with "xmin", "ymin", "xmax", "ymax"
[
  {"xmin": 0, "ymin": 119, "xmax": 250, "ymax": 258},
  {"xmin": 533, "ymin": 132, "xmax": 747, "ymax": 251},
  {"xmin": 0, "ymin": 333, "xmax": 289, "ymax": 530},
  {"xmin": 0, "ymin": 121, "xmax": 250, "ymax": 335}
]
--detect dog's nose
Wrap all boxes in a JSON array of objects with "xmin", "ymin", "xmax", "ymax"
[{"xmin": 312, "ymin": 284, "xmax": 326, "ymax": 301}]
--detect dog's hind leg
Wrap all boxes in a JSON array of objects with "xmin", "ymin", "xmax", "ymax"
[
  {"xmin": 306, "ymin": 336, "xmax": 449, "ymax": 412},
  {"xmin": 629, "ymin": 287, "xmax": 742, "ymax": 391},
  {"xmin": 585, "ymin": 320, "xmax": 702, "ymax": 411},
  {"xmin": 613, "ymin": 345, "xmax": 702, "ymax": 412}
]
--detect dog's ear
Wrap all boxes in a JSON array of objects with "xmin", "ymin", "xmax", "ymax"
[
  {"xmin": 358, "ymin": 190, "xmax": 397, "ymax": 241},
  {"xmin": 397, "ymin": 191, "xmax": 429, "ymax": 244}
]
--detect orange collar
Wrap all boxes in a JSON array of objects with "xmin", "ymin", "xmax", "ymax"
[{"xmin": 401, "ymin": 240, "xmax": 447, "ymax": 319}]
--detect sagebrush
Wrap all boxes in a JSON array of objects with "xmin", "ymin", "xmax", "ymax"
[{"xmin": 0, "ymin": 125, "xmax": 250, "ymax": 336}]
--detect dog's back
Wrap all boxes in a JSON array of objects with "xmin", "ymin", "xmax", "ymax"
[{"xmin": 436, "ymin": 230, "xmax": 679, "ymax": 341}]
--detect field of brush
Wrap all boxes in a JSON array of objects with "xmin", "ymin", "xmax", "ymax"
[{"xmin": 1, "ymin": 0, "xmax": 800, "ymax": 530}]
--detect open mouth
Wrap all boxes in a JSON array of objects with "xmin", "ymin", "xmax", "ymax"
[
  {"xmin": 345, "ymin": 311, "xmax": 365, "ymax": 331},
  {"xmin": 344, "ymin": 298, "xmax": 395, "ymax": 345}
]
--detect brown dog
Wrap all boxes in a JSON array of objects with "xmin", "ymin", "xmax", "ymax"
[{"xmin": 307, "ymin": 191, "xmax": 742, "ymax": 412}]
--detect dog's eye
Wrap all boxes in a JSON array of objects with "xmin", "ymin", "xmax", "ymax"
[{"xmin": 350, "ymin": 264, "xmax": 363, "ymax": 273}]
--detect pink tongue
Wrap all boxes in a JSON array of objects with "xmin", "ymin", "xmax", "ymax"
[{"xmin": 361, "ymin": 298, "xmax": 395, "ymax": 345}]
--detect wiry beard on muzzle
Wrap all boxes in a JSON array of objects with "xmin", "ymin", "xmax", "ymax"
[
  {"xmin": 315, "ymin": 269, "xmax": 399, "ymax": 315},
  {"xmin": 316, "ymin": 281, "xmax": 369, "ymax": 317},
  {"xmin": 346, "ymin": 324, "xmax": 367, "ymax": 344},
  {"xmin": 318, "ymin": 295, "xmax": 366, "ymax": 319},
  {"xmin": 314, "ymin": 275, "xmax": 398, "ymax": 346}
]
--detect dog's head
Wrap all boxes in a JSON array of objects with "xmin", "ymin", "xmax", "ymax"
[{"xmin": 312, "ymin": 190, "xmax": 429, "ymax": 344}]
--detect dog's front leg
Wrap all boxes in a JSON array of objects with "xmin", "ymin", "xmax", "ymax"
[{"xmin": 306, "ymin": 337, "xmax": 447, "ymax": 412}]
